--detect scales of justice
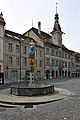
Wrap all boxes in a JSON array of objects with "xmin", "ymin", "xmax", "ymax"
[{"xmin": 10, "ymin": 40, "xmax": 55, "ymax": 96}]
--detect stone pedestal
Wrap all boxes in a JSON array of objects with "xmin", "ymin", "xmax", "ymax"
[{"xmin": 10, "ymin": 82, "xmax": 55, "ymax": 96}]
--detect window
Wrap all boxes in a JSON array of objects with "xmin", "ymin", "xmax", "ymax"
[
  {"xmin": 23, "ymin": 58, "xmax": 27, "ymax": 66},
  {"xmin": 56, "ymin": 60, "xmax": 58, "ymax": 67},
  {"xmin": 39, "ymin": 50, "xmax": 42, "ymax": 57},
  {"xmin": 46, "ymin": 58, "xmax": 50, "ymax": 66},
  {"xmin": 71, "ymin": 62, "xmax": 74, "ymax": 67},
  {"xmin": 62, "ymin": 53, "xmax": 64, "ymax": 58},
  {"xmin": 52, "ymin": 59, "xmax": 55, "ymax": 66},
  {"xmin": 51, "ymin": 49, "xmax": 54, "ymax": 56},
  {"xmin": 59, "ymin": 52, "xmax": 61, "ymax": 57},
  {"xmin": 62, "ymin": 61, "xmax": 64, "ymax": 65},
  {"xmin": 39, "ymin": 60, "xmax": 42, "ymax": 67},
  {"xmin": 23, "ymin": 46, "xmax": 26, "ymax": 54},
  {"xmin": 46, "ymin": 48, "xmax": 50, "ymax": 54},
  {"xmin": 65, "ymin": 62, "xmax": 67, "ymax": 68},
  {"xmin": 59, "ymin": 61, "xmax": 61, "ymax": 66},
  {"xmin": 68, "ymin": 62, "xmax": 70, "ymax": 68},
  {"xmin": 9, "ymin": 57, "xmax": 13, "ymax": 65},
  {"xmin": 5, "ymin": 71, "xmax": 8, "ymax": 79},
  {"xmin": 8, "ymin": 43, "xmax": 12, "ymax": 52},
  {"xmin": 16, "ymin": 57, "xmax": 19, "ymax": 66},
  {"xmin": 65, "ymin": 54, "xmax": 67, "ymax": 59},
  {"xmin": 24, "ymin": 58, "xmax": 27, "ymax": 66},
  {"xmin": 68, "ymin": 54, "xmax": 70, "ymax": 60},
  {"xmin": 56, "ymin": 51, "xmax": 58, "ymax": 57},
  {"xmin": 16, "ymin": 45, "xmax": 19, "ymax": 53}
]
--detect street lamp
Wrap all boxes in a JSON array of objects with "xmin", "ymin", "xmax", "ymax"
[
  {"xmin": 43, "ymin": 37, "xmax": 46, "ymax": 79},
  {"xmin": 18, "ymin": 35, "xmax": 22, "ymax": 82},
  {"xmin": 20, "ymin": 40, "xmax": 21, "ymax": 81}
]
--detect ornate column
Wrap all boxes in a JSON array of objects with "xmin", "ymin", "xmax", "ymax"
[{"xmin": 29, "ymin": 40, "xmax": 35, "ymax": 86}]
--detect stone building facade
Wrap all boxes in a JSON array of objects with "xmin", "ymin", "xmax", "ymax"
[
  {"xmin": 3, "ymin": 31, "xmax": 44, "ymax": 81},
  {"xmin": 24, "ymin": 11, "xmax": 80, "ymax": 79},
  {"xmin": 0, "ymin": 13, "xmax": 44, "ymax": 82},
  {"xmin": 0, "ymin": 10, "xmax": 80, "ymax": 82}
]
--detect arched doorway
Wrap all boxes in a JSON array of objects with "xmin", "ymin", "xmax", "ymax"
[
  {"xmin": 59, "ymin": 70, "xmax": 61, "ymax": 77},
  {"xmin": 62, "ymin": 71, "xmax": 64, "ymax": 77},
  {"xmin": 11, "ymin": 70, "xmax": 18, "ymax": 81},
  {"xmin": 56, "ymin": 70, "xmax": 58, "ymax": 77},
  {"xmin": 76, "ymin": 73, "xmax": 77, "ymax": 77},
  {"xmin": 52, "ymin": 70, "xmax": 54, "ymax": 77},
  {"xmin": 68, "ymin": 71, "xmax": 70, "ymax": 77},
  {"xmin": 46, "ymin": 70, "xmax": 50, "ymax": 79},
  {"xmin": 65, "ymin": 71, "xmax": 67, "ymax": 77}
]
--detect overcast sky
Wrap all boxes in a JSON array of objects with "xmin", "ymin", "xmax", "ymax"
[{"xmin": 0, "ymin": 0, "xmax": 80, "ymax": 52}]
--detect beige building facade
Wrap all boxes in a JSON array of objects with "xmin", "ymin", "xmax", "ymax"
[{"xmin": 3, "ymin": 30, "xmax": 44, "ymax": 81}]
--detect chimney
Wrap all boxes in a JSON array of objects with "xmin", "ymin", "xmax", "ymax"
[
  {"xmin": 38, "ymin": 21, "xmax": 41, "ymax": 34},
  {"xmin": 0, "ymin": 12, "xmax": 6, "ymax": 26},
  {"xmin": 0, "ymin": 12, "xmax": 3, "ymax": 18}
]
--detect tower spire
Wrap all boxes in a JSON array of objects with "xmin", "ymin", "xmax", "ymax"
[
  {"xmin": 56, "ymin": 3, "xmax": 58, "ymax": 14},
  {"xmin": 54, "ymin": 3, "xmax": 59, "ymax": 23},
  {"xmin": 48, "ymin": 28, "xmax": 49, "ymax": 34},
  {"xmin": 32, "ymin": 19, "xmax": 33, "ymax": 27}
]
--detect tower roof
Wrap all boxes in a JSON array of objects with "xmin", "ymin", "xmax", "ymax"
[
  {"xmin": 51, "ymin": 3, "xmax": 62, "ymax": 33},
  {"xmin": 53, "ymin": 12, "xmax": 61, "ymax": 32}
]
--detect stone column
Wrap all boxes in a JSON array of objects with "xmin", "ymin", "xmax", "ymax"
[
  {"xmin": 50, "ymin": 72, "xmax": 52, "ymax": 78},
  {"xmin": 29, "ymin": 40, "xmax": 35, "ymax": 86}
]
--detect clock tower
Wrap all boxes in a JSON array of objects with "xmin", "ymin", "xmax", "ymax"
[{"xmin": 51, "ymin": 4, "xmax": 63, "ymax": 47}]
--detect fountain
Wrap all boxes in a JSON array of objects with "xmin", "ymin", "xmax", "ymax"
[{"xmin": 10, "ymin": 40, "xmax": 55, "ymax": 96}]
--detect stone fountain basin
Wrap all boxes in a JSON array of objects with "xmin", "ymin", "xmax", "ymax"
[{"xmin": 10, "ymin": 83, "xmax": 55, "ymax": 96}]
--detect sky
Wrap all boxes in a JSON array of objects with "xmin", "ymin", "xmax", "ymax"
[{"xmin": 0, "ymin": 0, "xmax": 80, "ymax": 52}]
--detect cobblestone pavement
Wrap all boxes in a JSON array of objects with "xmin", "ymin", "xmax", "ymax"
[{"xmin": 0, "ymin": 77, "xmax": 80, "ymax": 120}]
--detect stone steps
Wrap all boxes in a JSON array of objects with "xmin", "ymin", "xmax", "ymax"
[{"xmin": 0, "ymin": 102, "xmax": 22, "ymax": 108}]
